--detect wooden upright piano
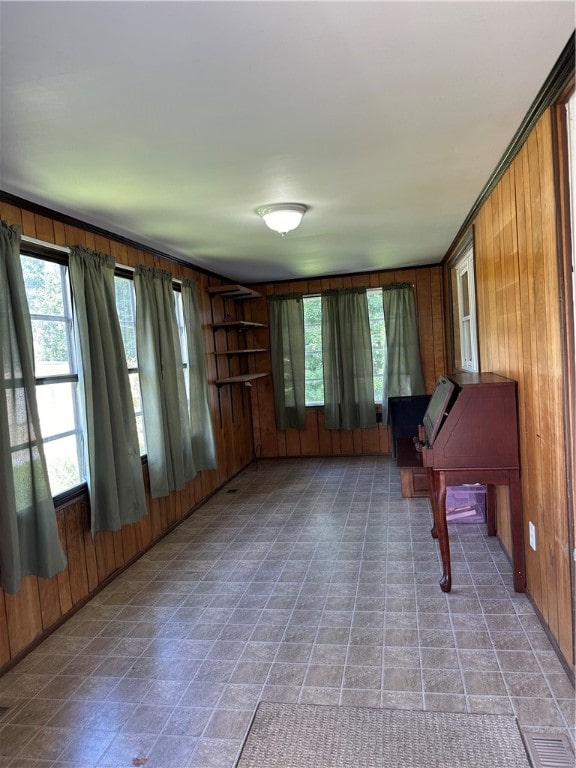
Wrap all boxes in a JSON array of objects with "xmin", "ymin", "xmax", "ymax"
[{"xmin": 418, "ymin": 372, "xmax": 526, "ymax": 594}]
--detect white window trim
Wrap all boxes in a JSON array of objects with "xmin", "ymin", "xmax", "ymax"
[
  {"xmin": 20, "ymin": 250, "xmax": 86, "ymax": 496},
  {"xmin": 453, "ymin": 237, "xmax": 479, "ymax": 373}
]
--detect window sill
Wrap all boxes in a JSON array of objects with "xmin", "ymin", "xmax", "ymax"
[{"xmin": 54, "ymin": 455, "xmax": 148, "ymax": 510}]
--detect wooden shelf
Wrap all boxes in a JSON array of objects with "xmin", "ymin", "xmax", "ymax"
[
  {"xmin": 207, "ymin": 284, "xmax": 262, "ymax": 300},
  {"xmin": 208, "ymin": 284, "xmax": 267, "ymax": 387},
  {"xmin": 211, "ymin": 320, "xmax": 267, "ymax": 331},
  {"xmin": 215, "ymin": 372, "xmax": 269, "ymax": 387}
]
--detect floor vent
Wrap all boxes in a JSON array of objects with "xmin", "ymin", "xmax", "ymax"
[
  {"xmin": 226, "ymin": 489, "xmax": 238, "ymax": 494},
  {"xmin": 523, "ymin": 733, "xmax": 574, "ymax": 768}
]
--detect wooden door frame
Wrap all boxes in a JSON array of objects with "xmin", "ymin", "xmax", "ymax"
[{"xmin": 552, "ymin": 83, "xmax": 575, "ymax": 666}]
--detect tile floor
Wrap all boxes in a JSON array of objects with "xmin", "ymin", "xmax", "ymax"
[{"xmin": 0, "ymin": 457, "xmax": 574, "ymax": 768}]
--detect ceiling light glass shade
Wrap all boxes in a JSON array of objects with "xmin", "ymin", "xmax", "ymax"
[{"xmin": 256, "ymin": 203, "xmax": 308, "ymax": 235}]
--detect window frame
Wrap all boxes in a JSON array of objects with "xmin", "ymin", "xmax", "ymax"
[
  {"xmin": 20, "ymin": 245, "xmax": 87, "ymax": 504},
  {"xmin": 451, "ymin": 234, "xmax": 479, "ymax": 373},
  {"xmin": 303, "ymin": 294, "xmax": 323, "ymax": 406},
  {"xmin": 18, "ymin": 238, "xmax": 193, "ymax": 503},
  {"xmin": 114, "ymin": 269, "xmax": 147, "ymax": 456},
  {"xmin": 302, "ymin": 288, "xmax": 386, "ymax": 407},
  {"xmin": 173, "ymin": 286, "xmax": 190, "ymax": 400}
]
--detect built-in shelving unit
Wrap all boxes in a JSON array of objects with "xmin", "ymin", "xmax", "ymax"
[{"xmin": 209, "ymin": 284, "xmax": 269, "ymax": 387}]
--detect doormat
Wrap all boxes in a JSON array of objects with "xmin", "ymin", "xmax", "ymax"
[{"xmin": 236, "ymin": 702, "xmax": 531, "ymax": 768}]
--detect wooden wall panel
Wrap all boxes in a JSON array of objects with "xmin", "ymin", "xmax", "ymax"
[
  {"xmin": 4, "ymin": 579, "xmax": 43, "ymax": 658},
  {"xmin": 0, "ymin": 200, "xmax": 258, "ymax": 672},
  {"xmin": 249, "ymin": 266, "xmax": 446, "ymax": 459},
  {"xmin": 37, "ymin": 572, "xmax": 63, "ymax": 632},
  {"xmin": 473, "ymin": 108, "xmax": 573, "ymax": 665},
  {"xmin": 0, "ymin": 598, "xmax": 10, "ymax": 667}
]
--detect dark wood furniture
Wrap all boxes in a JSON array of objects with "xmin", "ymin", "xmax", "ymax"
[
  {"xmin": 389, "ymin": 395, "xmax": 430, "ymax": 497},
  {"xmin": 396, "ymin": 438, "xmax": 429, "ymax": 497},
  {"xmin": 420, "ymin": 372, "xmax": 525, "ymax": 594}
]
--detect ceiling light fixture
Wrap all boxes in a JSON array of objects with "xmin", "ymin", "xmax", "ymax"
[{"xmin": 256, "ymin": 203, "xmax": 308, "ymax": 235}]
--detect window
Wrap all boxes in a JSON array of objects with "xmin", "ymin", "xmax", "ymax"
[
  {"xmin": 303, "ymin": 296, "xmax": 323, "ymax": 405},
  {"xmin": 367, "ymin": 288, "xmax": 386, "ymax": 403},
  {"xmin": 113, "ymin": 275, "xmax": 188, "ymax": 454},
  {"xmin": 19, "ymin": 250, "xmax": 186, "ymax": 497},
  {"xmin": 303, "ymin": 288, "xmax": 386, "ymax": 406},
  {"xmin": 174, "ymin": 288, "xmax": 189, "ymax": 400},
  {"xmin": 114, "ymin": 274, "xmax": 146, "ymax": 454},
  {"xmin": 451, "ymin": 238, "xmax": 479, "ymax": 372},
  {"xmin": 20, "ymin": 254, "xmax": 85, "ymax": 496}
]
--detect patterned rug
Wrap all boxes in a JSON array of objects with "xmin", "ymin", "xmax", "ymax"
[{"xmin": 236, "ymin": 702, "xmax": 532, "ymax": 768}]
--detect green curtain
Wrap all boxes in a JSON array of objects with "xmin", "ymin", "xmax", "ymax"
[
  {"xmin": 269, "ymin": 294, "xmax": 306, "ymax": 430},
  {"xmin": 134, "ymin": 266, "xmax": 194, "ymax": 498},
  {"xmin": 181, "ymin": 279, "xmax": 217, "ymax": 470},
  {"xmin": 68, "ymin": 246, "xmax": 147, "ymax": 535},
  {"xmin": 0, "ymin": 220, "xmax": 66, "ymax": 593},
  {"xmin": 322, "ymin": 288, "xmax": 376, "ymax": 429},
  {"xmin": 382, "ymin": 283, "xmax": 426, "ymax": 421}
]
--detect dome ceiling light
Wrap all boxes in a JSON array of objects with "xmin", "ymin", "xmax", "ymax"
[{"xmin": 256, "ymin": 203, "xmax": 308, "ymax": 235}]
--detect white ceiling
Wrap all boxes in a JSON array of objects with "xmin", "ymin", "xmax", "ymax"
[{"xmin": 1, "ymin": 1, "xmax": 573, "ymax": 282}]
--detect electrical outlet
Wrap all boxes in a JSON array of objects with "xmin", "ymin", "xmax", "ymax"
[{"xmin": 529, "ymin": 521, "xmax": 537, "ymax": 551}]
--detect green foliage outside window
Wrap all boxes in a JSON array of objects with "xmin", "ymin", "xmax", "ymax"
[
  {"xmin": 303, "ymin": 296, "xmax": 323, "ymax": 405},
  {"xmin": 303, "ymin": 289, "xmax": 386, "ymax": 406},
  {"xmin": 114, "ymin": 275, "xmax": 138, "ymax": 367},
  {"xmin": 21, "ymin": 256, "xmax": 71, "ymax": 376}
]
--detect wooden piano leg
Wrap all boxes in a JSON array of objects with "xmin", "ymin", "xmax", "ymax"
[{"xmin": 429, "ymin": 470, "xmax": 451, "ymax": 592}]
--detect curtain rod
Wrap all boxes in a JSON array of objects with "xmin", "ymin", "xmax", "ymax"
[
  {"xmin": 21, "ymin": 235, "xmax": 70, "ymax": 254},
  {"xmin": 21, "ymin": 235, "xmax": 182, "ymax": 285}
]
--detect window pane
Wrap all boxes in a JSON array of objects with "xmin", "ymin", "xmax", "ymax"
[
  {"xmin": 36, "ymin": 382, "xmax": 77, "ymax": 438},
  {"xmin": 367, "ymin": 288, "xmax": 386, "ymax": 404},
  {"xmin": 114, "ymin": 276, "xmax": 138, "ymax": 367},
  {"xmin": 20, "ymin": 256, "xmax": 66, "ymax": 316},
  {"xmin": 114, "ymin": 275, "xmax": 146, "ymax": 454},
  {"xmin": 20, "ymin": 253, "xmax": 84, "ymax": 497},
  {"xmin": 306, "ymin": 379, "xmax": 324, "ymax": 406},
  {"xmin": 462, "ymin": 318, "xmax": 472, "ymax": 363},
  {"xmin": 460, "ymin": 271, "xmax": 470, "ymax": 316},
  {"xmin": 304, "ymin": 296, "xmax": 324, "ymax": 405},
  {"xmin": 174, "ymin": 291, "xmax": 187, "ymax": 355},
  {"xmin": 135, "ymin": 415, "xmax": 146, "ymax": 456},
  {"xmin": 174, "ymin": 290, "xmax": 190, "ymax": 399},
  {"xmin": 129, "ymin": 372, "xmax": 146, "ymax": 455},
  {"xmin": 453, "ymin": 243, "xmax": 478, "ymax": 372},
  {"xmin": 43, "ymin": 435, "xmax": 83, "ymax": 496},
  {"xmin": 120, "ymin": 323, "xmax": 137, "ymax": 367},
  {"xmin": 30, "ymin": 319, "xmax": 72, "ymax": 377},
  {"xmin": 303, "ymin": 290, "xmax": 385, "ymax": 406}
]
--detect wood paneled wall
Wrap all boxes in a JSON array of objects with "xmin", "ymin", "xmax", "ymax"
[
  {"xmin": 0, "ymin": 200, "xmax": 257, "ymax": 671},
  {"xmin": 4, "ymin": 106, "xmax": 572, "ymax": 676},
  {"xmin": 246, "ymin": 267, "xmax": 446, "ymax": 459},
  {"xmin": 472, "ymin": 108, "xmax": 573, "ymax": 665}
]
